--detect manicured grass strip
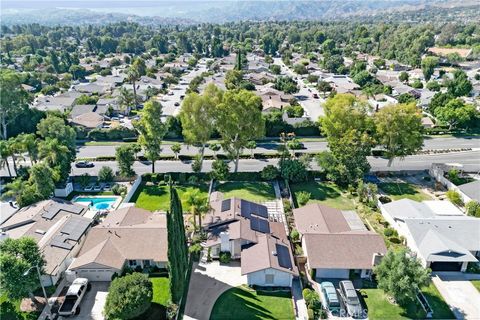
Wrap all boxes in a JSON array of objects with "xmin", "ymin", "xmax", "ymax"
[
  {"xmin": 290, "ymin": 181, "xmax": 355, "ymax": 210},
  {"xmin": 360, "ymin": 288, "xmax": 423, "ymax": 320},
  {"xmin": 210, "ymin": 286, "xmax": 294, "ymax": 320},
  {"xmin": 215, "ymin": 181, "xmax": 276, "ymax": 202},
  {"xmin": 378, "ymin": 182, "xmax": 432, "ymax": 202},
  {"xmin": 471, "ymin": 280, "xmax": 480, "ymax": 292},
  {"xmin": 150, "ymin": 277, "xmax": 170, "ymax": 306},
  {"xmin": 421, "ymin": 283, "xmax": 455, "ymax": 319},
  {"xmin": 132, "ymin": 183, "xmax": 208, "ymax": 211}
]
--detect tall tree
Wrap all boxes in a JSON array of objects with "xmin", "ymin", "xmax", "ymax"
[
  {"xmin": 374, "ymin": 249, "xmax": 430, "ymax": 306},
  {"xmin": 215, "ymin": 90, "xmax": 265, "ymax": 172},
  {"xmin": 167, "ymin": 184, "xmax": 188, "ymax": 304},
  {"xmin": 38, "ymin": 138, "xmax": 71, "ymax": 182},
  {"xmin": 0, "ymin": 140, "xmax": 13, "ymax": 177},
  {"xmin": 374, "ymin": 103, "xmax": 424, "ymax": 166},
  {"xmin": 126, "ymin": 67, "xmax": 140, "ymax": 108},
  {"xmin": 421, "ymin": 56, "xmax": 439, "ymax": 81},
  {"xmin": 447, "ymin": 69, "xmax": 473, "ymax": 97},
  {"xmin": 115, "ymin": 145, "xmax": 136, "ymax": 177},
  {"xmin": 184, "ymin": 189, "xmax": 209, "ymax": 232},
  {"xmin": 179, "ymin": 83, "xmax": 223, "ymax": 168},
  {"xmin": 318, "ymin": 94, "xmax": 374, "ymax": 186},
  {"xmin": 19, "ymin": 133, "xmax": 39, "ymax": 165},
  {"xmin": 435, "ymin": 99, "xmax": 477, "ymax": 130},
  {"xmin": 0, "ymin": 237, "xmax": 46, "ymax": 302},
  {"xmin": 0, "ymin": 70, "xmax": 31, "ymax": 140},
  {"xmin": 37, "ymin": 115, "xmax": 76, "ymax": 153},
  {"xmin": 134, "ymin": 99, "xmax": 167, "ymax": 173}
]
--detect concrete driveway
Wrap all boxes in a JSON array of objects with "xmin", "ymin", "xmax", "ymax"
[
  {"xmin": 432, "ymin": 275, "xmax": 480, "ymax": 319},
  {"xmin": 183, "ymin": 260, "xmax": 247, "ymax": 320},
  {"xmin": 69, "ymin": 282, "xmax": 109, "ymax": 320}
]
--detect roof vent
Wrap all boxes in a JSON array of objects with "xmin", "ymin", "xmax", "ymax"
[
  {"xmin": 272, "ymin": 251, "xmax": 277, "ymax": 256},
  {"xmin": 35, "ymin": 229, "xmax": 46, "ymax": 235}
]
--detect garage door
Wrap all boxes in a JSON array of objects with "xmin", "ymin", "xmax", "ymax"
[
  {"xmin": 430, "ymin": 262, "xmax": 462, "ymax": 272},
  {"xmin": 316, "ymin": 268, "xmax": 350, "ymax": 279},
  {"xmin": 77, "ymin": 269, "xmax": 115, "ymax": 281}
]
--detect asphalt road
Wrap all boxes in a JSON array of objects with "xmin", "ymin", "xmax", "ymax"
[
  {"xmin": 75, "ymin": 136, "xmax": 480, "ymax": 159},
  {"xmin": 67, "ymin": 150, "xmax": 480, "ymax": 176}
]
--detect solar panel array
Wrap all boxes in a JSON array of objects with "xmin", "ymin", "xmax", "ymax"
[
  {"xmin": 250, "ymin": 215, "xmax": 270, "ymax": 233},
  {"xmin": 240, "ymin": 200, "xmax": 268, "ymax": 218},
  {"xmin": 61, "ymin": 216, "xmax": 91, "ymax": 241},
  {"xmin": 276, "ymin": 243, "xmax": 293, "ymax": 269},
  {"xmin": 41, "ymin": 203, "xmax": 84, "ymax": 220},
  {"xmin": 51, "ymin": 235, "xmax": 74, "ymax": 250},
  {"xmin": 221, "ymin": 199, "xmax": 231, "ymax": 212}
]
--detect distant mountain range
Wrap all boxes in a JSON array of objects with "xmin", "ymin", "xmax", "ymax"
[{"xmin": 1, "ymin": 0, "xmax": 479, "ymax": 25}]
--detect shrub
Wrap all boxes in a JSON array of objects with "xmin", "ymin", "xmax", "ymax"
[
  {"xmin": 378, "ymin": 195, "xmax": 392, "ymax": 204},
  {"xmin": 188, "ymin": 175, "xmax": 200, "ymax": 185},
  {"xmin": 219, "ymin": 251, "xmax": 231, "ymax": 264},
  {"xmin": 446, "ymin": 189, "xmax": 463, "ymax": 206},
  {"xmin": 383, "ymin": 227, "xmax": 397, "ymax": 237},
  {"xmin": 98, "ymin": 166, "xmax": 114, "ymax": 182},
  {"xmin": 87, "ymin": 126, "xmax": 137, "ymax": 141},
  {"xmin": 388, "ymin": 236, "xmax": 402, "ymax": 244},
  {"xmin": 307, "ymin": 309, "xmax": 314, "ymax": 320},
  {"xmin": 261, "ymin": 165, "xmax": 279, "ymax": 180},
  {"xmin": 466, "ymin": 201, "xmax": 480, "ymax": 217},
  {"xmin": 280, "ymin": 159, "xmax": 308, "ymax": 183},
  {"xmin": 103, "ymin": 273, "xmax": 152, "ymax": 320},
  {"xmin": 112, "ymin": 184, "xmax": 127, "ymax": 196},
  {"xmin": 294, "ymin": 244, "xmax": 303, "ymax": 256},
  {"xmin": 191, "ymin": 155, "xmax": 202, "ymax": 173},
  {"xmin": 290, "ymin": 229, "xmax": 300, "ymax": 242},
  {"xmin": 297, "ymin": 191, "xmax": 311, "ymax": 206},
  {"xmin": 210, "ymin": 159, "xmax": 230, "ymax": 181}
]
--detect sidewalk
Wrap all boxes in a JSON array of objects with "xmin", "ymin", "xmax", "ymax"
[{"xmin": 292, "ymin": 279, "xmax": 308, "ymax": 320}]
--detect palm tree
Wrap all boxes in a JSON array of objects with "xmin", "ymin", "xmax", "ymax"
[
  {"xmin": 117, "ymin": 87, "xmax": 135, "ymax": 115},
  {"xmin": 38, "ymin": 138, "xmax": 69, "ymax": 167},
  {"xmin": 184, "ymin": 189, "xmax": 210, "ymax": 232},
  {"xmin": 1, "ymin": 178, "xmax": 25, "ymax": 202},
  {"xmin": 19, "ymin": 133, "xmax": 39, "ymax": 165},
  {"xmin": 0, "ymin": 140, "xmax": 13, "ymax": 177},
  {"xmin": 126, "ymin": 67, "xmax": 140, "ymax": 108},
  {"xmin": 7, "ymin": 137, "xmax": 24, "ymax": 175}
]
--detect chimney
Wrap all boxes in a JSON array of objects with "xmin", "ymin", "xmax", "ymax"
[{"xmin": 372, "ymin": 252, "xmax": 384, "ymax": 266}]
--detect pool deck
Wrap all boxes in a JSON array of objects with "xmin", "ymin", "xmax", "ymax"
[{"xmin": 73, "ymin": 195, "xmax": 122, "ymax": 219}]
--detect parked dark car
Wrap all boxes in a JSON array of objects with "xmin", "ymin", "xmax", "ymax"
[{"xmin": 75, "ymin": 161, "xmax": 94, "ymax": 168}]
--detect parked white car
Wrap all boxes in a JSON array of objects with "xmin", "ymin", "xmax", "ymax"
[{"xmin": 58, "ymin": 278, "xmax": 90, "ymax": 316}]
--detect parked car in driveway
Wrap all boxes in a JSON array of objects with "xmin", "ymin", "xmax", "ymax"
[
  {"xmin": 75, "ymin": 161, "xmax": 94, "ymax": 168},
  {"xmin": 58, "ymin": 278, "xmax": 90, "ymax": 316},
  {"xmin": 339, "ymin": 280, "xmax": 364, "ymax": 318},
  {"xmin": 320, "ymin": 282, "xmax": 341, "ymax": 313}
]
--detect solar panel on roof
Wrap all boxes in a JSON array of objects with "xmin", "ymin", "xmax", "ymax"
[
  {"xmin": 41, "ymin": 204, "xmax": 61, "ymax": 220},
  {"xmin": 240, "ymin": 200, "xmax": 251, "ymax": 218},
  {"xmin": 276, "ymin": 244, "xmax": 293, "ymax": 269},
  {"xmin": 61, "ymin": 216, "xmax": 91, "ymax": 241},
  {"xmin": 50, "ymin": 235, "xmax": 74, "ymax": 250},
  {"xmin": 250, "ymin": 216, "xmax": 270, "ymax": 233},
  {"xmin": 221, "ymin": 199, "xmax": 231, "ymax": 212},
  {"xmin": 251, "ymin": 204, "xmax": 268, "ymax": 218}
]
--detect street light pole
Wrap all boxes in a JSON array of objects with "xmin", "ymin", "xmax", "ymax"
[{"xmin": 24, "ymin": 265, "xmax": 51, "ymax": 318}]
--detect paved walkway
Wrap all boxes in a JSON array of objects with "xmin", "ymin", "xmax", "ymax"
[
  {"xmin": 183, "ymin": 260, "xmax": 246, "ymax": 320},
  {"xmin": 292, "ymin": 279, "xmax": 308, "ymax": 320},
  {"xmin": 432, "ymin": 274, "xmax": 480, "ymax": 319}
]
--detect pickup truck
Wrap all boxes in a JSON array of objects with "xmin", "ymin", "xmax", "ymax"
[{"xmin": 58, "ymin": 278, "xmax": 89, "ymax": 316}]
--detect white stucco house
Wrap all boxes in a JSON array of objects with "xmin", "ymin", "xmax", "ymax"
[{"xmin": 380, "ymin": 199, "xmax": 480, "ymax": 272}]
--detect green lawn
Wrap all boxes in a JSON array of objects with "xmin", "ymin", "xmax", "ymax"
[
  {"xmin": 290, "ymin": 181, "xmax": 355, "ymax": 210},
  {"xmin": 421, "ymin": 283, "xmax": 455, "ymax": 319},
  {"xmin": 132, "ymin": 183, "xmax": 208, "ymax": 211},
  {"xmin": 150, "ymin": 277, "xmax": 170, "ymax": 306},
  {"xmin": 361, "ymin": 284, "xmax": 454, "ymax": 320},
  {"xmin": 361, "ymin": 289, "xmax": 423, "ymax": 320},
  {"xmin": 0, "ymin": 294, "xmax": 39, "ymax": 320},
  {"xmin": 210, "ymin": 286, "xmax": 294, "ymax": 320},
  {"xmin": 215, "ymin": 182, "xmax": 276, "ymax": 202},
  {"xmin": 378, "ymin": 183, "xmax": 432, "ymax": 202},
  {"xmin": 471, "ymin": 280, "xmax": 480, "ymax": 292}
]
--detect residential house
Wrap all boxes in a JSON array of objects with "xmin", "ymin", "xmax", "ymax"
[
  {"xmin": 293, "ymin": 203, "xmax": 387, "ymax": 279},
  {"xmin": 34, "ymin": 95, "xmax": 76, "ymax": 113},
  {"xmin": 69, "ymin": 104, "xmax": 104, "ymax": 130},
  {"xmin": 0, "ymin": 199, "xmax": 91, "ymax": 286},
  {"xmin": 245, "ymin": 72, "xmax": 275, "ymax": 85},
  {"xmin": 380, "ymin": 199, "xmax": 480, "ymax": 272},
  {"xmin": 96, "ymin": 98, "xmax": 125, "ymax": 115},
  {"xmin": 203, "ymin": 194, "xmax": 298, "ymax": 287},
  {"xmin": 421, "ymin": 117, "xmax": 435, "ymax": 128},
  {"xmin": 323, "ymin": 75, "xmax": 360, "ymax": 94},
  {"xmin": 68, "ymin": 206, "xmax": 168, "ymax": 281},
  {"xmin": 73, "ymin": 83, "xmax": 112, "ymax": 95}
]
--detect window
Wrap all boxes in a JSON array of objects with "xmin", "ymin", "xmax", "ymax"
[
  {"xmin": 143, "ymin": 260, "xmax": 151, "ymax": 267},
  {"xmin": 129, "ymin": 260, "xmax": 137, "ymax": 267},
  {"xmin": 265, "ymin": 274, "xmax": 274, "ymax": 284}
]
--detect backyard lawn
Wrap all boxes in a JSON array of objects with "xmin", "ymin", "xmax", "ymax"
[
  {"xmin": 135, "ymin": 277, "xmax": 170, "ymax": 320},
  {"xmin": 215, "ymin": 181, "xmax": 276, "ymax": 202},
  {"xmin": 378, "ymin": 182, "xmax": 432, "ymax": 202},
  {"xmin": 290, "ymin": 181, "xmax": 355, "ymax": 210},
  {"xmin": 361, "ymin": 284, "xmax": 454, "ymax": 320},
  {"xmin": 132, "ymin": 183, "xmax": 208, "ymax": 211},
  {"xmin": 210, "ymin": 286, "xmax": 294, "ymax": 320},
  {"xmin": 471, "ymin": 280, "xmax": 480, "ymax": 292}
]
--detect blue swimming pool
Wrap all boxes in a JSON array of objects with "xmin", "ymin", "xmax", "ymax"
[{"xmin": 74, "ymin": 197, "xmax": 118, "ymax": 210}]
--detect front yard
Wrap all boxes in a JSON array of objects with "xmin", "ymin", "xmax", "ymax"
[
  {"xmin": 290, "ymin": 181, "xmax": 356, "ymax": 210},
  {"xmin": 378, "ymin": 182, "xmax": 432, "ymax": 202},
  {"xmin": 361, "ymin": 283, "xmax": 454, "ymax": 320},
  {"xmin": 210, "ymin": 286, "xmax": 294, "ymax": 320},
  {"xmin": 135, "ymin": 276, "xmax": 170, "ymax": 320},
  {"xmin": 214, "ymin": 181, "xmax": 276, "ymax": 202},
  {"xmin": 132, "ymin": 183, "xmax": 209, "ymax": 211}
]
